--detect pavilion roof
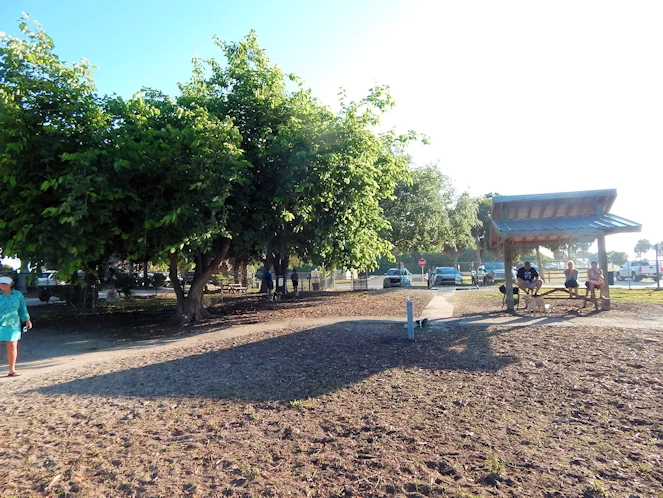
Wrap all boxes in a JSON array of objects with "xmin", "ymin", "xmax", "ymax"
[{"xmin": 489, "ymin": 189, "xmax": 641, "ymax": 248}]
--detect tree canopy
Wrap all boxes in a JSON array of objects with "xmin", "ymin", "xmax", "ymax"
[
  {"xmin": 0, "ymin": 19, "xmax": 422, "ymax": 320},
  {"xmin": 442, "ymin": 193, "xmax": 480, "ymax": 265},
  {"xmin": 0, "ymin": 17, "xmax": 113, "ymax": 278},
  {"xmin": 634, "ymin": 239, "xmax": 651, "ymax": 259},
  {"xmin": 381, "ymin": 164, "xmax": 452, "ymax": 256}
]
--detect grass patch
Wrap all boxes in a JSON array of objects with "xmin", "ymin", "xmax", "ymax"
[
  {"xmin": 289, "ymin": 399, "xmax": 313, "ymax": 410},
  {"xmin": 453, "ymin": 286, "xmax": 663, "ymax": 304},
  {"xmin": 608, "ymin": 288, "xmax": 663, "ymax": 304}
]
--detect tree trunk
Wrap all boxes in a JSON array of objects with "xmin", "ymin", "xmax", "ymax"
[
  {"xmin": 259, "ymin": 252, "xmax": 275, "ymax": 294},
  {"xmin": 128, "ymin": 261, "xmax": 135, "ymax": 290},
  {"xmin": 240, "ymin": 260, "xmax": 248, "ymax": 288},
  {"xmin": 475, "ymin": 236, "xmax": 482, "ymax": 266},
  {"xmin": 170, "ymin": 241, "xmax": 231, "ymax": 324},
  {"xmin": 143, "ymin": 259, "xmax": 149, "ymax": 288},
  {"xmin": 536, "ymin": 246, "xmax": 544, "ymax": 282},
  {"xmin": 274, "ymin": 254, "xmax": 290, "ymax": 294},
  {"xmin": 232, "ymin": 256, "xmax": 241, "ymax": 284}
]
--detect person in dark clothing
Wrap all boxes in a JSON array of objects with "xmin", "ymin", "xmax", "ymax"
[
  {"xmin": 264, "ymin": 270, "xmax": 274, "ymax": 299},
  {"xmin": 291, "ymin": 268, "xmax": 299, "ymax": 295},
  {"xmin": 516, "ymin": 261, "xmax": 543, "ymax": 296}
]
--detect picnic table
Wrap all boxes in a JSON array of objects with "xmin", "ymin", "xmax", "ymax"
[
  {"xmin": 222, "ymin": 283, "xmax": 247, "ymax": 293},
  {"xmin": 537, "ymin": 286, "xmax": 605, "ymax": 310}
]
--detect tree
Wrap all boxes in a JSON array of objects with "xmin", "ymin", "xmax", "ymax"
[
  {"xmin": 442, "ymin": 193, "xmax": 480, "ymax": 267},
  {"xmin": 180, "ymin": 32, "xmax": 415, "ymax": 280},
  {"xmin": 104, "ymin": 92, "xmax": 248, "ymax": 322},
  {"xmin": 2, "ymin": 21, "xmax": 421, "ymax": 320},
  {"xmin": 0, "ymin": 16, "xmax": 117, "ymax": 302},
  {"xmin": 472, "ymin": 194, "xmax": 494, "ymax": 264},
  {"xmin": 381, "ymin": 164, "xmax": 452, "ymax": 256},
  {"xmin": 634, "ymin": 239, "xmax": 651, "ymax": 259},
  {"xmin": 656, "ymin": 243, "xmax": 663, "ymax": 256},
  {"xmin": 607, "ymin": 251, "xmax": 628, "ymax": 264},
  {"xmin": 544, "ymin": 242, "xmax": 591, "ymax": 263}
]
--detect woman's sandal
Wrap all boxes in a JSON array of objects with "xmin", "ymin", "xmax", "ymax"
[{"xmin": 7, "ymin": 372, "xmax": 20, "ymax": 377}]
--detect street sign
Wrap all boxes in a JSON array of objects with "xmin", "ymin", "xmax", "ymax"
[{"xmin": 418, "ymin": 258, "xmax": 426, "ymax": 267}]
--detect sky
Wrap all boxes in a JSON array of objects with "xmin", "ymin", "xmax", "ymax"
[{"xmin": 1, "ymin": 0, "xmax": 662, "ymax": 262}]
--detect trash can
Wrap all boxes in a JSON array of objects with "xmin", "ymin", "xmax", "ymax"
[{"xmin": 607, "ymin": 271, "xmax": 615, "ymax": 285}]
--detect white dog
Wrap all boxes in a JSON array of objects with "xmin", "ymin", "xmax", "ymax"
[{"xmin": 524, "ymin": 294, "xmax": 546, "ymax": 316}]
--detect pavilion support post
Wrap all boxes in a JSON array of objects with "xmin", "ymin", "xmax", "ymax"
[
  {"xmin": 504, "ymin": 241, "xmax": 515, "ymax": 312},
  {"xmin": 597, "ymin": 235, "xmax": 610, "ymax": 310}
]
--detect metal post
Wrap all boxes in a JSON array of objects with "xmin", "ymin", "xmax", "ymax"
[
  {"xmin": 406, "ymin": 298, "xmax": 415, "ymax": 341},
  {"xmin": 656, "ymin": 244, "xmax": 660, "ymax": 290},
  {"xmin": 504, "ymin": 242, "xmax": 515, "ymax": 312},
  {"xmin": 597, "ymin": 235, "xmax": 610, "ymax": 309}
]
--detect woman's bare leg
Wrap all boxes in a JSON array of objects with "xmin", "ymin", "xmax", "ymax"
[{"xmin": 6, "ymin": 341, "xmax": 18, "ymax": 374}]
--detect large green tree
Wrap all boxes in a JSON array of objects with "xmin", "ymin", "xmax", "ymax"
[
  {"xmin": 381, "ymin": 164, "xmax": 452, "ymax": 256},
  {"xmin": 0, "ymin": 16, "xmax": 115, "ymax": 293},
  {"xmin": 104, "ymin": 92, "xmax": 248, "ymax": 321},
  {"xmin": 180, "ymin": 32, "xmax": 414, "ymax": 278},
  {"xmin": 442, "ymin": 193, "xmax": 480, "ymax": 267},
  {"xmin": 2, "ymin": 20, "xmax": 421, "ymax": 320}
]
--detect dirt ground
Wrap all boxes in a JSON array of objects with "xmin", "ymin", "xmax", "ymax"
[{"xmin": 2, "ymin": 287, "xmax": 663, "ymax": 497}]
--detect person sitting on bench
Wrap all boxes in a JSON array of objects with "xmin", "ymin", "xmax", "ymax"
[
  {"xmin": 564, "ymin": 260, "xmax": 579, "ymax": 298},
  {"xmin": 586, "ymin": 261, "xmax": 605, "ymax": 299},
  {"xmin": 517, "ymin": 261, "xmax": 543, "ymax": 296}
]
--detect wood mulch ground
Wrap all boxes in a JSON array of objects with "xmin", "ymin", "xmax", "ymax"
[{"xmin": 1, "ymin": 287, "xmax": 662, "ymax": 497}]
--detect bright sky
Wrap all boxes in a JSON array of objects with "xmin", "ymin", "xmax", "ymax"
[{"xmin": 2, "ymin": 0, "xmax": 662, "ymax": 262}]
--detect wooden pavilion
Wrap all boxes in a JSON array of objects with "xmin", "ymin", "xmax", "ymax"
[{"xmin": 489, "ymin": 189, "xmax": 642, "ymax": 311}]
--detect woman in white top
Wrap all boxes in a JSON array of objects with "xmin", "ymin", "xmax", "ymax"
[
  {"xmin": 563, "ymin": 261, "xmax": 579, "ymax": 298},
  {"xmin": 586, "ymin": 261, "xmax": 605, "ymax": 298}
]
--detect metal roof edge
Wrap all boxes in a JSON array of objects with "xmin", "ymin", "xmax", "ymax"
[{"xmin": 492, "ymin": 189, "xmax": 618, "ymax": 205}]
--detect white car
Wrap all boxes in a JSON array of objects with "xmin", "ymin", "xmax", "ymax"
[
  {"xmin": 36, "ymin": 270, "xmax": 61, "ymax": 287},
  {"xmin": 383, "ymin": 268, "xmax": 412, "ymax": 288}
]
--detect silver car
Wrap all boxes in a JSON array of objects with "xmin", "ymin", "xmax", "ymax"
[
  {"xmin": 477, "ymin": 262, "xmax": 517, "ymax": 284},
  {"xmin": 383, "ymin": 268, "xmax": 412, "ymax": 288}
]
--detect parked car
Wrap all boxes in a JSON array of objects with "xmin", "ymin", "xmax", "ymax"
[
  {"xmin": 36, "ymin": 270, "xmax": 86, "ymax": 302},
  {"xmin": 616, "ymin": 261, "xmax": 662, "ymax": 281},
  {"xmin": 429, "ymin": 267, "xmax": 463, "ymax": 287},
  {"xmin": 476, "ymin": 262, "xmax": 517, "ymax": 284},
  {"xmin": 383, "ymin": 268, "xmax": 412, "ymax": 288}
]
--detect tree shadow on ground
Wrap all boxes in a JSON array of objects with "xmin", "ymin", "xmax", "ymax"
[{"xmin": 35, "ymin": 321, "xmax": 516, "ymax": 402}]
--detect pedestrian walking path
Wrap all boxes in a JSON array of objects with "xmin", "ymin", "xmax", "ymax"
[{"xmin": 5, "ymin": 288, "xmax": 661, "ymax": 383}]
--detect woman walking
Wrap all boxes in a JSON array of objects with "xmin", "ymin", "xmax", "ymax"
[{"xmin": 0, "ymin": 276, "xmax": 32, "ymax": 377}]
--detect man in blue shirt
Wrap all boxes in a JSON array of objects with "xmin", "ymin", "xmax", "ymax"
[
  {"xmin": 516, "ymin": 261, "xmax": 543, "ymax": 296},
  {"xmin": 263, "ymin": 270, "xmax": 274, "ymax": 299}
]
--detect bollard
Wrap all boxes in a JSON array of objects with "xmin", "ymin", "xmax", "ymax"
[{"xmin": 406, "ymin": 297, "xmax": 415, "ymax": 341}]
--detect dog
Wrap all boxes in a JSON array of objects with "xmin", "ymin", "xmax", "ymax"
[{"xmin": 524, "ymin": 293, "xmax": 546, "ymax": 316}]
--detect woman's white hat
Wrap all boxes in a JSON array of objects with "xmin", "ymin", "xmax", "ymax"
[{"xmin": 0, "ymin": 276, "xmax": 13, "ymax": 284}]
